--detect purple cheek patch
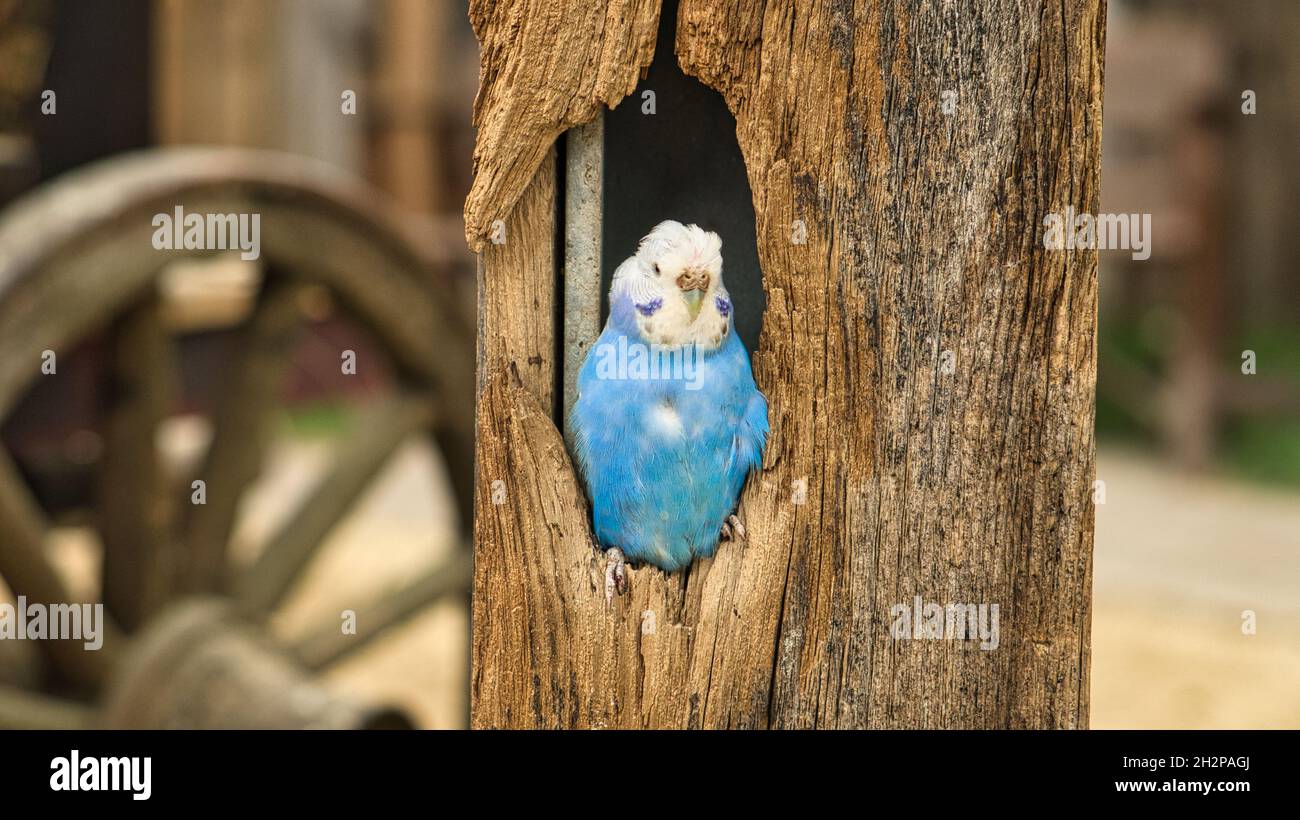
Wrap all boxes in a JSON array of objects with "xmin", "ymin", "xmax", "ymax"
[
  {"xmin": 715, "ymin": 297, "xmax": 732, "ymax": 317},
  {"xmin": 635, "ymin": 297, "xmax": 663, "ymax": 317}
]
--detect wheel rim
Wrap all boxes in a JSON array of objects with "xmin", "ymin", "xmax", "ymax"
[{"xmin": 0, "ymin": 147, "xmax": 473, "ymax": 727}]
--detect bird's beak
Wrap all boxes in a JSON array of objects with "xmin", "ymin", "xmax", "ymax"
[
  {"xmin": 681, "ymin": 289, "xmax": 703, "ymax": 319},
  {"xmin": 677, "ymin": 269, "xmax": 709, "ymax": 320}
]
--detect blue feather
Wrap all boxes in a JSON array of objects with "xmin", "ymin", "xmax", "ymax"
[{"xmin": 569, "ymin": 292, "xmax": 768, "ymax": 571}]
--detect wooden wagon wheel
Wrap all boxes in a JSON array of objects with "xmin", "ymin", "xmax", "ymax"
[{"xmin": 0, "ymin": 147, "xmax": 474, "ymax": 728}]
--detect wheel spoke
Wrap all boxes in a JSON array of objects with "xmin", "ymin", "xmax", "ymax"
[
  {"xmin": 291, "ymin": 546, "xmax": 471, "ymax": 670},
  {"xmin": 0, "ymin": 685, "xmax": 94, "ymax": 729},
  {"xmin": 183, "ymin": 281, "xmax": 302, "ymax": 592},
  {"xmin": 96, "ymin": 295, "xmax": 179, "ymax": 629},
  {"xmin": 234, "ymin": 392, "xmax": 436, "ymax": 615},
  {"xmin": 0, "ymin": 447, "xmax": 118, "ymax": 686}
]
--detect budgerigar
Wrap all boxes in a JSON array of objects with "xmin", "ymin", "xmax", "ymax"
[{"xmin": 569, "ymin": 221, "xmax": 768, "ymax": 602}]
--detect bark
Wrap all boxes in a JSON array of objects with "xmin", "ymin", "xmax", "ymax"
[
  {"xmin": 470, "ymin": 0, "xmax": 1105, "ymax": 728},
  {"xmin": 463, "ymin": 0, "xmax": 660, "ymax": 250}
]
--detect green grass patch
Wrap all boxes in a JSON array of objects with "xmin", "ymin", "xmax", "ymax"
[{"xmin": 282, "ymin": 402, "xmax": 358, "ymax": 438}]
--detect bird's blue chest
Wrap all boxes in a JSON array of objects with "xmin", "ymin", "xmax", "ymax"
[{"xmin": 571, "ymin": 331, "xmax": 760, "ymax": 569}]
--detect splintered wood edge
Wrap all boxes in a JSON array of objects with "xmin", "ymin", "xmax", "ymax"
[{"xmin": 462, "ymin": 0, "xmax": 661, "ymax": 250}]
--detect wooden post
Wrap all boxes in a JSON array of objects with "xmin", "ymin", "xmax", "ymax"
[{"xmin": 468, "ymin": 0, "xmax": 1105, "ymax": 728}]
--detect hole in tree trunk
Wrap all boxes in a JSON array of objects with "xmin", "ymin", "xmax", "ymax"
[{"xmin": 601, "ymin": 0, "xmax": 764, "ymax": 353}]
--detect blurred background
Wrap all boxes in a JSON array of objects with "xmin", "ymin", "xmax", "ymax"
[
  {"xmin": 0, "ymin": 0, "xmax": 481, "ymax": 728},
  {"xmin": 0, "ymin": 0, "xmax": 1295, "ymax": 728},
  {"xmin": 1095, "ymin": 0, "xmax": 1300, "ymax": 728}
]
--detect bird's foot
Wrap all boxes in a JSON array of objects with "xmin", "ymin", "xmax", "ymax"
[
  {"xmin": 720, "ymin": 514, "xmax": 746, "ymax": 542},
  {"xmin": 604, "ymin": 547, "xmax": 628, "ymax": 607}
]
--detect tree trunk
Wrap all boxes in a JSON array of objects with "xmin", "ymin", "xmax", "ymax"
[{"xmin": 468, "ymin": 0, "xmax": 1105, "ymax": 728}]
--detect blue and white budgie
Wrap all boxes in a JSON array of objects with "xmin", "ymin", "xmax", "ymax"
[{"xmin": 569, "ymin": 220, "xmax": 768, "ymax": 602}]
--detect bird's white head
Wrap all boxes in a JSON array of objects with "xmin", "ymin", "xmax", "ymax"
[{"xmin": 611, "ymin": 220, "xmax": 733, "ymax": 351}]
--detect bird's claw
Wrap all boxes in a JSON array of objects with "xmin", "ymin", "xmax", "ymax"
[
  {"xmin": 604, "ymin": 547, "xmax": 628, "ymax": 606},
  {"xmin": 721, "ymin": 514, "xmax": 746, "ymax": 542}
]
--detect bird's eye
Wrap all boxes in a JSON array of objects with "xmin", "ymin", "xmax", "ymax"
[{"xmin": 653, "ymin": 263, "xmax": 660, "ymax": 275}]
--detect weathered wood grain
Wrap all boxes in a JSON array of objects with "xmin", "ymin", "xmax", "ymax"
[
  {"xmin": 463, "ymin": 0, "xmax": 660, "ymax": 250},
  {"xmin": 471, "ymin": 0, "xmax": 1104, "ymax": 728}
]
